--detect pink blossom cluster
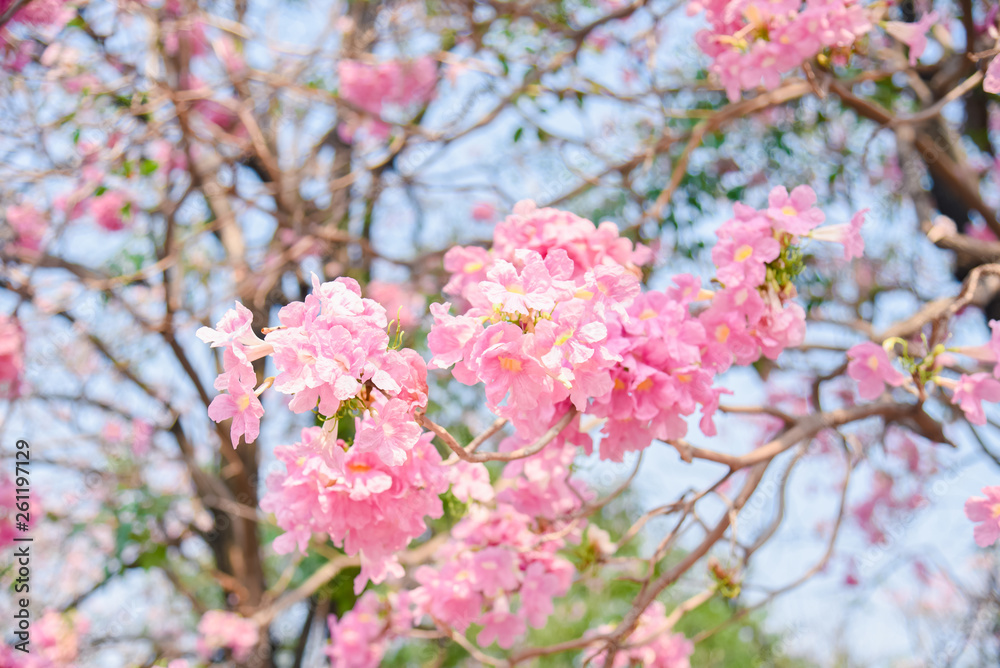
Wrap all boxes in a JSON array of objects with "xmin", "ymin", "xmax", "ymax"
[
  {"xmin": 325, "ymin": 591, "xmax": 413, "ymax": 667},
  {"xmin": 196, "ymin": 610, "xmax": 259, "ymax": 663},
  {"xmin": 5, "ymin": 203, "xmax": 48, "ymax": 252},
  {"xmin": 411, "ymin": 502, "xmax": 575, "ymax": 649},
  {"xmin": 0, "ymin": 0, "xmax": 73, "ymax": 31},
  {"xmin": 0, "ymin": 314, "xmax": 25, "ymax": 399},
  {"xmin": 199, "ymin": 275, "xmax": 428, "ymax": 455},
  {"xmin": 261, "ymin": 426, "xmax": 449, "ymax": 592},
  {"xmin": 688, "ymin": 0, "xmax": 872, "ymax": 100},
  {"xmin": 495, "ymin": 422, "xmax": 592, "ymax": 518},
  {"xmin": 430, "ymin": 200, "xmax": 654, "ymax": 459},
  {"xmin": 590, "ymin": 601, "xmax": 694, "ymax": 667},
  {"xmin": 431, "ymin": 193, "xmax": 859, "ymax": 461},
  {"xmin": 942, "ymin": 321, "xmax": 1000, "ymax": 426},
  {"xmin": 337, "ymin": 57, "xmax": 437, "ymax": 141},
  {"xmin": 0, "ymin": 611, "xmax": 88, "ymax": 668}
]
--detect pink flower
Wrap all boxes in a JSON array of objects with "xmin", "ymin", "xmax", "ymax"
[
  {"xmin": 712, "ymin": 220, "xmax": 780, "ymax": 287},
  {"xmin": 847, "ymin": 342, "xmax": 908, "ymax": 400},
  {"xmin": 367, "ymin": 280, "xmax": 425, "ymax": 330},
  {"xmin": 338, "ymin": 57, "xmax": 436, "ymax": 116},
  {"xmin": 477, "ymin": 606, "xmax": 525, "ymax": 650},
  {"xmin": 354, "ymin": 398, "xmax": 423, "ymax": 467},
  {"xmin": 5, "ymin": 203, "xmax": 47, "ymax": 251},
  {"xmin": 326, "ymin": 592, "xmax": 390, "ymax": 667},
  {"xmin": 766, "ymin": 185, "xmax": 825, "ymax": 235},
  {"xmin": 196, "ymin": 611, "xmax": 259, "ymax": 663},
  {"xmin": 590, "ymin": 601, "xmax": 693, "ymax": 667},
  {"xmin": 471, "ymin": 202, "xmax": 497, "ymax": 222},
  {"xmin": 207, "ymin": 376, "xmax": 265, "ymax": 446},
  {"xmin": 89, "ymin": 191, "xmax": 131, "ymax": 231},
  {"xmin": 196, "ymin": 301, "xmax": 265, "ymax": 350},
  {"xmin": 951, "ymin": 373, "xmax": 1000, "ymax": 426},
  {"xmin": 474, "ymin": 323, "xmax": 553, "ymax": 411},
  {"xmin": 449, "ymin": 461, "xmax": 494, "ymax": 503},
  {"xmin": 131, "ymin": 419, "xmax": 154, "ymax": 457},
  {"xmin": 471, "ymin": 546, "xmax": 520, "ymax": 596},
  {"xmin": 884, "ymin": 12, "xmax": 939, "ymax": 67},
  {"xmin": 0, "ymin": 0, "xmax": 73, "ymax": 29},
  {"xmin": 811, "ymin": 208, "xmax": 866, "ymax": 260},
  {"xmin": 965, "ymin": 486, "xmax": 1000, "ymax": 547},
  {"xmin": 0, "ymin": 315, "xmax": 25, "ymax": 399},
  {"xmin": 479, "ymin": 258, "xmax": 559, "ymax": 315},
  {"xmin": 263, "ymin": 428, "xmax": 449, "ymax": 593},
  {"xmin": 986, "ymin": 56, "xmax": 1000, "ymax": 95},
  {"xmin": 519, "ymin": 562, "xmax": 563, "ymax": 628}
]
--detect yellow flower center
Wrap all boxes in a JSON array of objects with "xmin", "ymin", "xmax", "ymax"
[
  {"xmin": 635, "ymin": 378, "xmax": 654, "ymax": 392},
  {"xmin": 498, "ymin": 355, "xmax": 522, "ymax": 372},
  {"xmin": 507, "ymin": 284, "xmax": 525, "ymax": 295},
  {"xmin": 715, "ymin": 324, "xmax": 730, "ymax": 343},
  {"xmin": 866, "ymin": 355, "xmax": 880, "ymax": 371},
  {"xmin": 555, "ymin": 330, "xmax": 574, "ymax": 346},
  {"xmin": 992, "ymin": 504, "xmax": 1000, "ymax": 519},
  {"xmin": 781, "ymin": 206, "xmax": 797, "ymax": 216},
  {"xmin": 613, "ymin": 378, "xmax": 625, "ymax": 391},
  {"xmin": 347, "ymin": 462, "xmax": 372, "ymax": 475},
  {"xmin": 639, "ymin": 308, "xmax": 658, "ymax": 320},
  {"xmin": 735, "ymin": 244, "xmax": 754, "ymax": 262},
  {"xmin": 464, "ymin": 261, "xmax": 483, "ymax": 273},
  {"xmin": 575, "ymin": 289, "xmax": 595, "ymax": 300},
  {"xmin": 237, "ymin": 394, "xmax": 251, "ymax": 412}
]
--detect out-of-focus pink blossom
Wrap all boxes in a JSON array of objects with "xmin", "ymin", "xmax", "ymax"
[
  {"xmin": 810, "ymin": 209, "xmax": 867, "ymax": 260},
  {"xmin": 884, "ymin": 12, "xmax": 939, "ymax": 66},
  {"xmin": 196, "ymin": 611, "xmax": 259, "ymax": 662},
  {"xmin": 590, "ymin": 601, "xmax": 693, "ymax": 667},
  {"xmin": 0, "ymin": 315, "xmax": 25, "ymax": 399},
  {"xmin": 986, "ymin": 56, "xmax": 1000, "ymax": 94},
  {"xmin": 965, "ymin": 486, "xmax": 1000, "ymax": 547},
  {"xmin": 89, "ymin": 191, "xmax": 130, "ymax": 231},
  {"xmin": 5, "ymin": 203, "xmax": 48, "ymax": 251},
  {"xmin": 471, "ymin": 201, "xmax": 497, "ymax": 222},
  {"xmin": 951, "ymin": 372, "xmax": 1000, "ymax": 425}
]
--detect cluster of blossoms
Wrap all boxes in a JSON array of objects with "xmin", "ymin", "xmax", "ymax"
[
  {"xmin": 0, "ymin": 610, "xmax": 87, "ymax": 668},
  {"xmin": 195, "ymin": 611, "xmax": 259, "ymax": 663},
  {"xmin": 846, "ymin": 320, "xmax": 1000, "ymax": 427},
  {"xmin": 337, "ymin": 57, "xmax": 437, "ymax": 141},
  {"xmin": 4, "ymin": 203, "xmax": 48, "ymax": 252},
  {"xmin": 411, "ymin": 502, "xmax": 576, "ymax": 649},
  {"xmin": 262, "ymin": 427, "xmax": 449, "ymax": 590},
  {"xmin": 199, "ymin": 277, "xmax": 451, "ymax": 590},
  {"xmin": 590, "ymin": 601, "xmax": 694, "ymax": 667},
  {"xmin": 198, "ymin": 192, "xmax": 858, "ymax": 653},
  {"xmin": 0, "ymin": 0, "xmax": 73, "ymax": 32},
  {"xmin": 430, "ymin": 191, "xmax": 862, "ymax": 461},
  {"xmin": 325, "ymin": 591, "xmax": 414, "ymax": 667},
  {"xmin": 688, "ymin": 0, "xmax": 872, "ymax": 100}
]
